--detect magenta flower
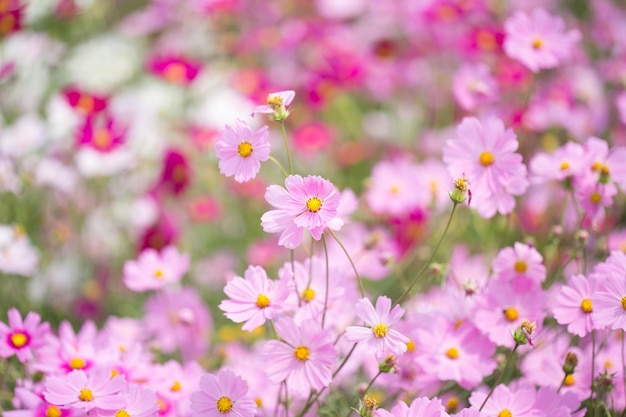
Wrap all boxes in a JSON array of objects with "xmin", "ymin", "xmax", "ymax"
[
  {"xmin": 0, "ymin": 308, "xmax": 50, "ymax": 363},
  {"xmin": 251, "ymin": 90, "xmax": 295, "ymax": 121},
  {"xmin": 190, "ymin": 369, "xmax": 257, "ymax": 417},
  {"xmin": 492, "ymin": 242, "xmax": 546, "ymax": 286},
  {"xmin": 96, "ymin": 384, "xmax": 159, "ymax": 417},
  {"xmin": 553, "ymin": 274, "xmax": 597, "ymax": 337},
  {"xmin": 345, "ymin": 296, "xmax": 409, "ymax": 358},
  {"xmin": 219, "ymin": 265, "xmax": 290, "ymax": 331},
  {"xmin": 260, "ymin": 175, "xmax": 343, "ymax": 249},
  {"xmin": 503, "ymin": 8, "xmax": 580, "ymax": 72},
  {"xmin": 123, "ymin": 246, "xmax": 190, "ymax": 292},
  {"xmin": 375, "ymin": 397, "xmax": 448, "ymax": 417},
  {"xmin": 261, "ymin": 318, "xmax": 337, "ymax": 398},
  {"xmin": 43, "ymin": 368, "xmax": 126, "ymax": 413},
  {"xmin": 215, "ymin": 120, "xmax": 271, "ymax": 183},
  {"xmin": 442, "ymin": 117, "xmax": 529, "ymax": 218}
]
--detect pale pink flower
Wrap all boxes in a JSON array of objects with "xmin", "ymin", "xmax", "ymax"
[
  {"xmin": 123, "ymin": 246, "xmax": 189, "ymax": 292},
  {"xmin": 261, "ymin": 318, "xmax": 337, "ymax": 398},
  {"xmin": 260, "ymin": 175, "xmax": 343, "ymax": 249},
  {"xmin": 43, "ymin": 368, "xmax": 126, "ymax": 413},
  {"xmin": 251, "ymin": 90, "xmax": 295, "ymax": 121},
  {"xmin": 215, "ymin": 120, "xmax": 270, "ymax": 183},
  {"xmin": 375, "ymin": 397, "xmax": 449, "ymax": 417},
  {"xmin": 575, "ymin": 179, "xmax": 617, "ymax": 223},
  {"xmin": 345, "ymin": 296, "xmax": 409, "ymax": 358},
  {"xmin": 503, "ymin": 9, "xmax": 580, "ymax": 72},
  {"xmin": 492, "ymin": 242, "xmax": 546, "ymax": 286},
  {"xmin": 469, "ymin": 384, "xmax": 541, "ymax": 417},
  {"xmin": 452, "ymin": 63, "xmax": 497, "ymax": 111},
  {"xmin": 96, "ymin": 384, "xmax": 159, "ymax": 417},
  {"xmin": 365, "ymin": 160, "xmax": 427, "ymax": 217},
  {"xmin": 0, "ymin": 308, "xmax": 50, "ymax": 363},
  {"xmin": 219, "ymin": 265, "xmax": 290, "ymax": 331},
  {"xmin": 442, "ymin": 116, "xmax": 529, "ymax": 218},
  {"xmin": 190, "ymin": 369, "xmax": 257, "ymax": 417},
  {"xmin": 529, "ymin": 142, "xmax": 587, "ymax": 183},
  {"xmin": 593, "ymin": 273, "xmax": 626, "ymax": 330},
  {"xmin": 553, "ymin": 274, "xmax": 598, "ymax": 337},
  {"xmin": 583, "ymin": 136, "xmax": 626, "ymax": 191}
]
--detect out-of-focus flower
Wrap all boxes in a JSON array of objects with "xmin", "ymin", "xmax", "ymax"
[
  {"xmin": 123, "ymin": 246, "xmax": 190, "ymax": 292},
  {"xmin": 190, "ymin": 369, "xmax": 257, "ymax": 417},
  {"xmin": 375, "ymin": 396, "xmax": 449, "ymax": 417},
  {"xmin": 0, "ymin": 308, "xmax": 49, "ymax": 362},
  {"xmin": 503, "ymin": 9, "xmax": 580, "ymax": 72},
  {"xmin": 63, "ymin": 86, "xmax": 108, "ymax": 116},
  {"xmin": 452, "ymin": 63, "xmax": 497, "ymax": 111},
  {"xmin": 0, "ymin": 224, "xmax": 39, "ymax": 276},
  {"xmin": 292, "ymin": 121, "xmax": 334, "ymax": 156},
  {"xmin": 96, "ymin": 384, "xmax": 159, "ymax": 417},
  {"xmin": 154, "ymin": 148, "xmax": 192, "ymax": 196},
  {"xmin": 215, "ymin": 120, "xmax": 270, "ymax": 183},
  {"xmin": 365, "ymin": 160, "xmax": 427, "ymax": 217},
  {"xmin": 147, "ymin": 55, "xmax": 202, "ymax": 85},
  {"xmin": 76, "ymin": 113, "xmax": 126, "ymax": 153}
]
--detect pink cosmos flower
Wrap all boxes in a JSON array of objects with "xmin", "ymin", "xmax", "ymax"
[
  {"xmin": 529, "ymin": 142, "xmax": 587, "ymax": 184},
  {"xmin": 0, "ymin": 308, "xmax": 50, "ymax": 363},
  {"xmin": 154, "ymin": 149, "xmax": 192, "ymax": 196},
  {"xmin": 442, "ymin": 116, "xmax": 529, "ymax": 218},
  {"xmin": 492, "ymin": 242, "xmax": 546, "ymax": 287},
  {"xmin": 375, "ymin": 397, "xmax": 449, "ymax": 417},
  {"xmin": 452, "ymin": 63, "xmax": 497, "ymax": 111},
  {"xmin": 96, "ymin": 384, "xmax": 159, "ymax": 417},
  {"xmin": 575, "ymin": 179, "xmax": 617, "ymax": 224},
  {"xmin": 593, "ymin": 273, "xmax": 626, "ymax": 330},
  {"xmin": 415, "ymin": 317, "xmax": 496, "ymax": 389},
  {"xmin": 345, "ymin": 296, "xmax": 409, "ymax": 358},
  {"xmin": 261, "ymin": 318, "xmax": 337, "ymax": 398},
  {"xmin": 123, "ymin": 246, "xmax": 190, "ymax": 292},
  {"xmin": 251, "ymin": 90, "xmax": 295, "ymax": 121},
  {"xmin": 503, "ymin": 9, "xmax": 580, "ymax": 72},
  {"xmin": 219, "ymin": 265, "xmax": 290, "ymax": 331},
  {"xmin": 215, "ymin": 120, "xmax": 270, "ymax": 183},
  {"xmin": 190, "ymin": 369, "xmax": 257, "ymax": 417},
  {"xmin": 4, "ymin": 386, "xmax": 74, "ymax": 417},
  {"xmin": 43, "ymin": 368, "xmax": 126, "ymax": 413},
  {"xmin": 260, "ymin": 175, "xmax": 343, "ymax": 249},
  {"xmin": 147, "ymin": 55, "xmax": 202, "ymax": 84},
  {"xmin": 63, "ymin": 86, "xmax": 107, "ymax": 116},
  {"xmin": 552, "ymin": 274, "xmax": 598, "ymax": 337},
  {"xmin": 583, "ymin": 136, "xmax": 626, "ymax": 191},
  {"xmin": 469, "ymin": 384, "xmax": 541, "ymax": 417},
  {"xmin": 365, "ymin": 160, "xmax": 427, "ymax": 217}
]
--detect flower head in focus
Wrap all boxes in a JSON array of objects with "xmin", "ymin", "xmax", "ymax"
[
  {"xmin": 215, "ymin": 120, "xmax": 271, "ymax": 183},
  {"xmin": 251, "ymin": 90, "xmax": 295, "ymax": 121}
]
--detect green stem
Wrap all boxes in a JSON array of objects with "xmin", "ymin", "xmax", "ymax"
[
  {"xmin": 268, "ymin": 155, "xmax": 289, "ymax": 178},
  {"xmin": 394, "ymin": 203, "xmax": 457, "ymax": 306},
  {"xmin": 328, "ymin": 229, "xmax": 364, "ymax": 297},
  {"xmin": 280, "ymin": 121, "xmax": 294, "ymax": 175},
  {"xmin": 322, "ymin": 234, "xmax": 330, "ymax": 329},
  {"xmin": 479, "ymin": 344, "xmax": 519, "ymax": 411},
  {"xmin": 345, "ymin": 371, "xmax": 382, "ymax": 417}
]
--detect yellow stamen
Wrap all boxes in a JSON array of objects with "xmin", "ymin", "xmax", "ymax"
[
  {"xmin": 498, "ymin": 409, "xmax": 512, "ymax": 417},
  {"xmin": 77, "ymin": 95, "xmax": 95, "ymax": 114},
  {"xmin": 255, "ymin": 398, "xmax": 263, "ymax": 407},
  {"xmin": 115, "ymin": 410, "xmax": 130, "ymax": 417},
  {"xmin": 238, "ymin": 141, "xmax": 253, "ymax": 158},
  {"xmin": 560, "ymin": 161, "xmax": 570, "ymax": 170},
  {"xmin": 70, "ymin": 357, "xmax": 87, "ymax": 370},
  {"xmin": 111, "ymin": 369, "xmax": 119, "ymax": 377},
  {"xmin": 479, "ymin": 151, "xmax": 494, "ymax": 166},
  {"xmin": 372, "ymin": 323, "xmax": 388, "ymax": 338},
  {"xmin": 9, "ymin": 332, "xmax": 28, "ymax": 348},
  {"xmin": 256, "ymin": 294, "xmax": 270, "ymax": 308},
  {"xmin": 581, "ymin": 298, "xmax": 593, "ymax": 313},
  {"xmin": 514, "ymin": 260, "xmax": 527, "ymax": 273},
  {"xmin": 294, "ymin": 345, "xmax": 310, "ymax": 361},
  {"xmin": 390, "ymin": 185, "xmax": 400, "ymax": 195},
  {"xmin": 406, "ymin": 339, "xmax": 415, "ymax": 353},
  {"xmin": 476, "ymin": 30, "xmax": 497, "ymax": 51},
  {"xmin": 267, "ymin": 95, "xmax": 283, "ymax": 110},
  {"xmin": 564, "ymin": 374, "xmax": 575, "ymax": 386},
  {"xmin": 216, "ymin": 396, "xmax": 233, "ymax": 413},
  {"xmin": 46, "ymin": 406, "xmax": 61, "ymax": 417},
  {"xmin": 621, "ymin": 296, "xmax": 626, "ymax": 310},
  {"xmin": 154, "ymin": 269, "xmax": 164, "ymax": 279},
  {"xmin": 532, "ymin": 38, "xmax": 542, "ymax": 49},
  {"xmin": 79, "ymin": 388, "xmax": 94, "ymax": 402},
  {"xmin": 302, "ymin": 288, "xmax": 315, "ymax": 302},
  {"xmin": 445, "ymin": 347, "xmax": 459, "ymax": 359},
  {"xmin": 590, "ymin": 192, "xmax": 601, "ymax": 204},
  {"xmin": 93, "ymin": 129, "xmax": 112, "ymax": 150},
  {"xmin": 170, "ymin": 381, "xmax": 182, "ymax": 392},
  {"xmin": 446, "ymin": 397, "xmax": 459, "ymax": 413},
  {"xmin": 163, "ymin": 63, "xmax": 187, "ymax": 83},
  {"xmin": 503, "ymin": 307, "xmax": 519, "ymax": 322},
  {"xmin": 306, "ymin": 197, "xmax": 322, "ymax": 213}
]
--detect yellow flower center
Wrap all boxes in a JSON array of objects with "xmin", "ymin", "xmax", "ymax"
[
  {"xmin": 590, "ymin": 192, "xmax": 601, "ymax": 204},
  {"xmin": 294, "ymin": 345, "xmax": 310, "ymax": 361},
  {"xmin": 306, "ymin": 197, "xmax": 322, "ymax": 213},
  {"xmin": 560, "ymin": 161, "xmax": 570, "ymax": 171},
  {"xmin": 372, "ymin": 323, "xmax": 388, "ymax": 338},
  {"xmin": 446, "ymin": 397, "xmax": 459, "ymax": 413},
  {"xmin": 302, "ymin": 287, "xmax": 315, "ymax": 302},
  {"xmin": 532, "ymin": 38, "xmax": 543, "ymax": 49},
  {"xmin": 498, "ymin": 409, "xmax": 512, "ymax": 417},
  {"xmin": 621, "ymin": 296, "xmax": 626, "ymax": 310},
  {"xmin": 115, "ymin": 411, "xmax": 130, "ymax": 417},
  {"xmin": 581, "ymin": 298, "xmax": 593, "ymax": 313},
  {"xmin": 46, "ymin": 406, "xmax": 61, "ymax": 417},
  {"xmin": 256, "ymin": 294, "xmax": 270, "ymax": 308},
  {"xmin": 79, "ymin": 388, "xmax": 94, "ymax": 402},
  {"xmin": 77, "ymin": 95, "xmax": 94, "ymax": 114},
  {"xmin": 170, "ymin": 381, "xmax": 182, "ymax": 392},
  {"xmin": 163, "ymin": 63, "xmax": 187, "ymax": 83},
  {"xmin": 9, "ymin": 332, "xmax": 28, "ymax": 348},
  {"xmin": 390, "ymin": 185, "xmax": 400, "ymax": 195},
  {"xmin": 406, "ymin": 339, "xmax": 415, "ymax": 353},
  {"xmin": 564, "ymin": 374, "xmax": 575, "ymax": 386},
  {"xmin": 238, "ymin": 141, "xmax": 253, "ymax": 158},
  {"xmin": 255, "ymin": 398, "xmax": 263, "ymax": 407},
  {"xmin": 514, "ymin": 260, "xmax": 527, "ymax": 273},
  {"xmin": 267, "ymin": 95, "xmax": 283, "ymax": 110},
  {"xmin": 445, "ymin": 347, "xmax": 459, "ymax": 359},
  {"xmin": 479, "ymin": 151, "xmax": 494, "ymax": 167},
  {"xmin": 93, "ymin": 129, "xmax": 112, "ymax": 150},
  {"xmin": 69, "ymin": 357, "xmax": 87, "ymax": 370},
  {"xmin": 503, "ymin": 307, "xmax": 519, "ymax": 322},
  {"xmin": 154, "ymin": 269, "xmax": 164, "ymax": 279},
  {"xmin": 605, "ymin": 360, "xmax": 613, "ymax": 369},
  {"xmin": 216, "ymin": 396, "xmax": 233, "ymax": 413}
]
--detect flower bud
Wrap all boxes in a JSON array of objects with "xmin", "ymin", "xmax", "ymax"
[
  {"xmin": 449, "ymin": 175, "xmax": 470, "ymax": 205},
  {"xmin": 378, "ymin": 355, "xmax": 397, "ymax": 373},
  {"xmin": 358, "ymin": 395, "xmax": 379, "ymax": 417},
  {"xmin": 563, "ymin": 352, "xmax": 578, "ymax": 375}
]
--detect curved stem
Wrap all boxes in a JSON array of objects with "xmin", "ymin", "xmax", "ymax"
[
  {"xmin": 322, "ymin": 234, "xmax": 330, "ymax": 329},
  {"xmin": 394, "ymin": 203, "xmax": 457, "ymax": 306},
  {"xmin": 268, "ymin": 155, "xmax": 288, "ymax": 178},
  {"xmin": 280, "ymin": 121, "xmax": 294, "ymax": 175},
  {"xmin": 328, "ymin": 229, "xmax": 364, "ymax": 297},
  {"xmin": 345, "ymin": 371, "xmax": 383, "ymax": 417},
  {"xmin": 479, "ymin": 344, "xmax": 519, "ymax": 411}
]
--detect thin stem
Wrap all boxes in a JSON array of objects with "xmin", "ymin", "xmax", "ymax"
[
  {"xmin": 268, "ymin": 155, "xmax": 289, "ymax": 178},
  {"xmin": 394, "ymin": 203, "xmax": 457, "ymax": 306},
  {"xmin": 479, "ymin": 344, "xmax": 519, "ymax": 411},
  {"xmin": 591, "ymin": 329, "xmax": 596, "ymax": 404},
  {"xmin": 322, "ymin": 234, "xmax": 330, "ymax": 329},
  {"xmin": 328, "ymin": 229, "xmax": 364, "ymax": 297},
  {"xmin": 345, "ymin": 371, "xmax": 383, "ymax": 417},
  {"xmin": 280, "ymin": 121, "xmax": 294, "ymax": 174},
  {"xmin": 622, "ymin": 331, "xmax": 626, "ymax": 409}
]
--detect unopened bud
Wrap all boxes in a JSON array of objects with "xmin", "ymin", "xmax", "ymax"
[
  {"xmin": 512, "ymin": 319, "xmax": 536, "ymax": 347},
  {"xmin": 563, "ymin": 352, "xmax": 578, "ymax": 375},
  {"xmin": 550, "ymin": 225, "xmax": 563, "ymax": 238},
  {"xmin": 378, "ymin": 355, "xmax": 397, "ymax": 373},
  {"xmin": 576, "ymin": 230, "xmax": 589, "ymax": 245}
]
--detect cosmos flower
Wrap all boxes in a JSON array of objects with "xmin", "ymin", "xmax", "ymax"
[
  {"xmin": 190, "ymin": 369, "xmax": 257, "ymax": 417},
  {"xmin": 251, "ymin": 90, "xmax": 295, "ymax": 121},
  {"xmin": 215, "ymin": 120, "xmax": 271, "ymax": 183},
  {"xmin": 123, "ymin": 246, "xmax": 190, "ymax": 292},
  {"xmin": 0, "ymin": 308, "xmax": 50, "ymax": 363}
]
